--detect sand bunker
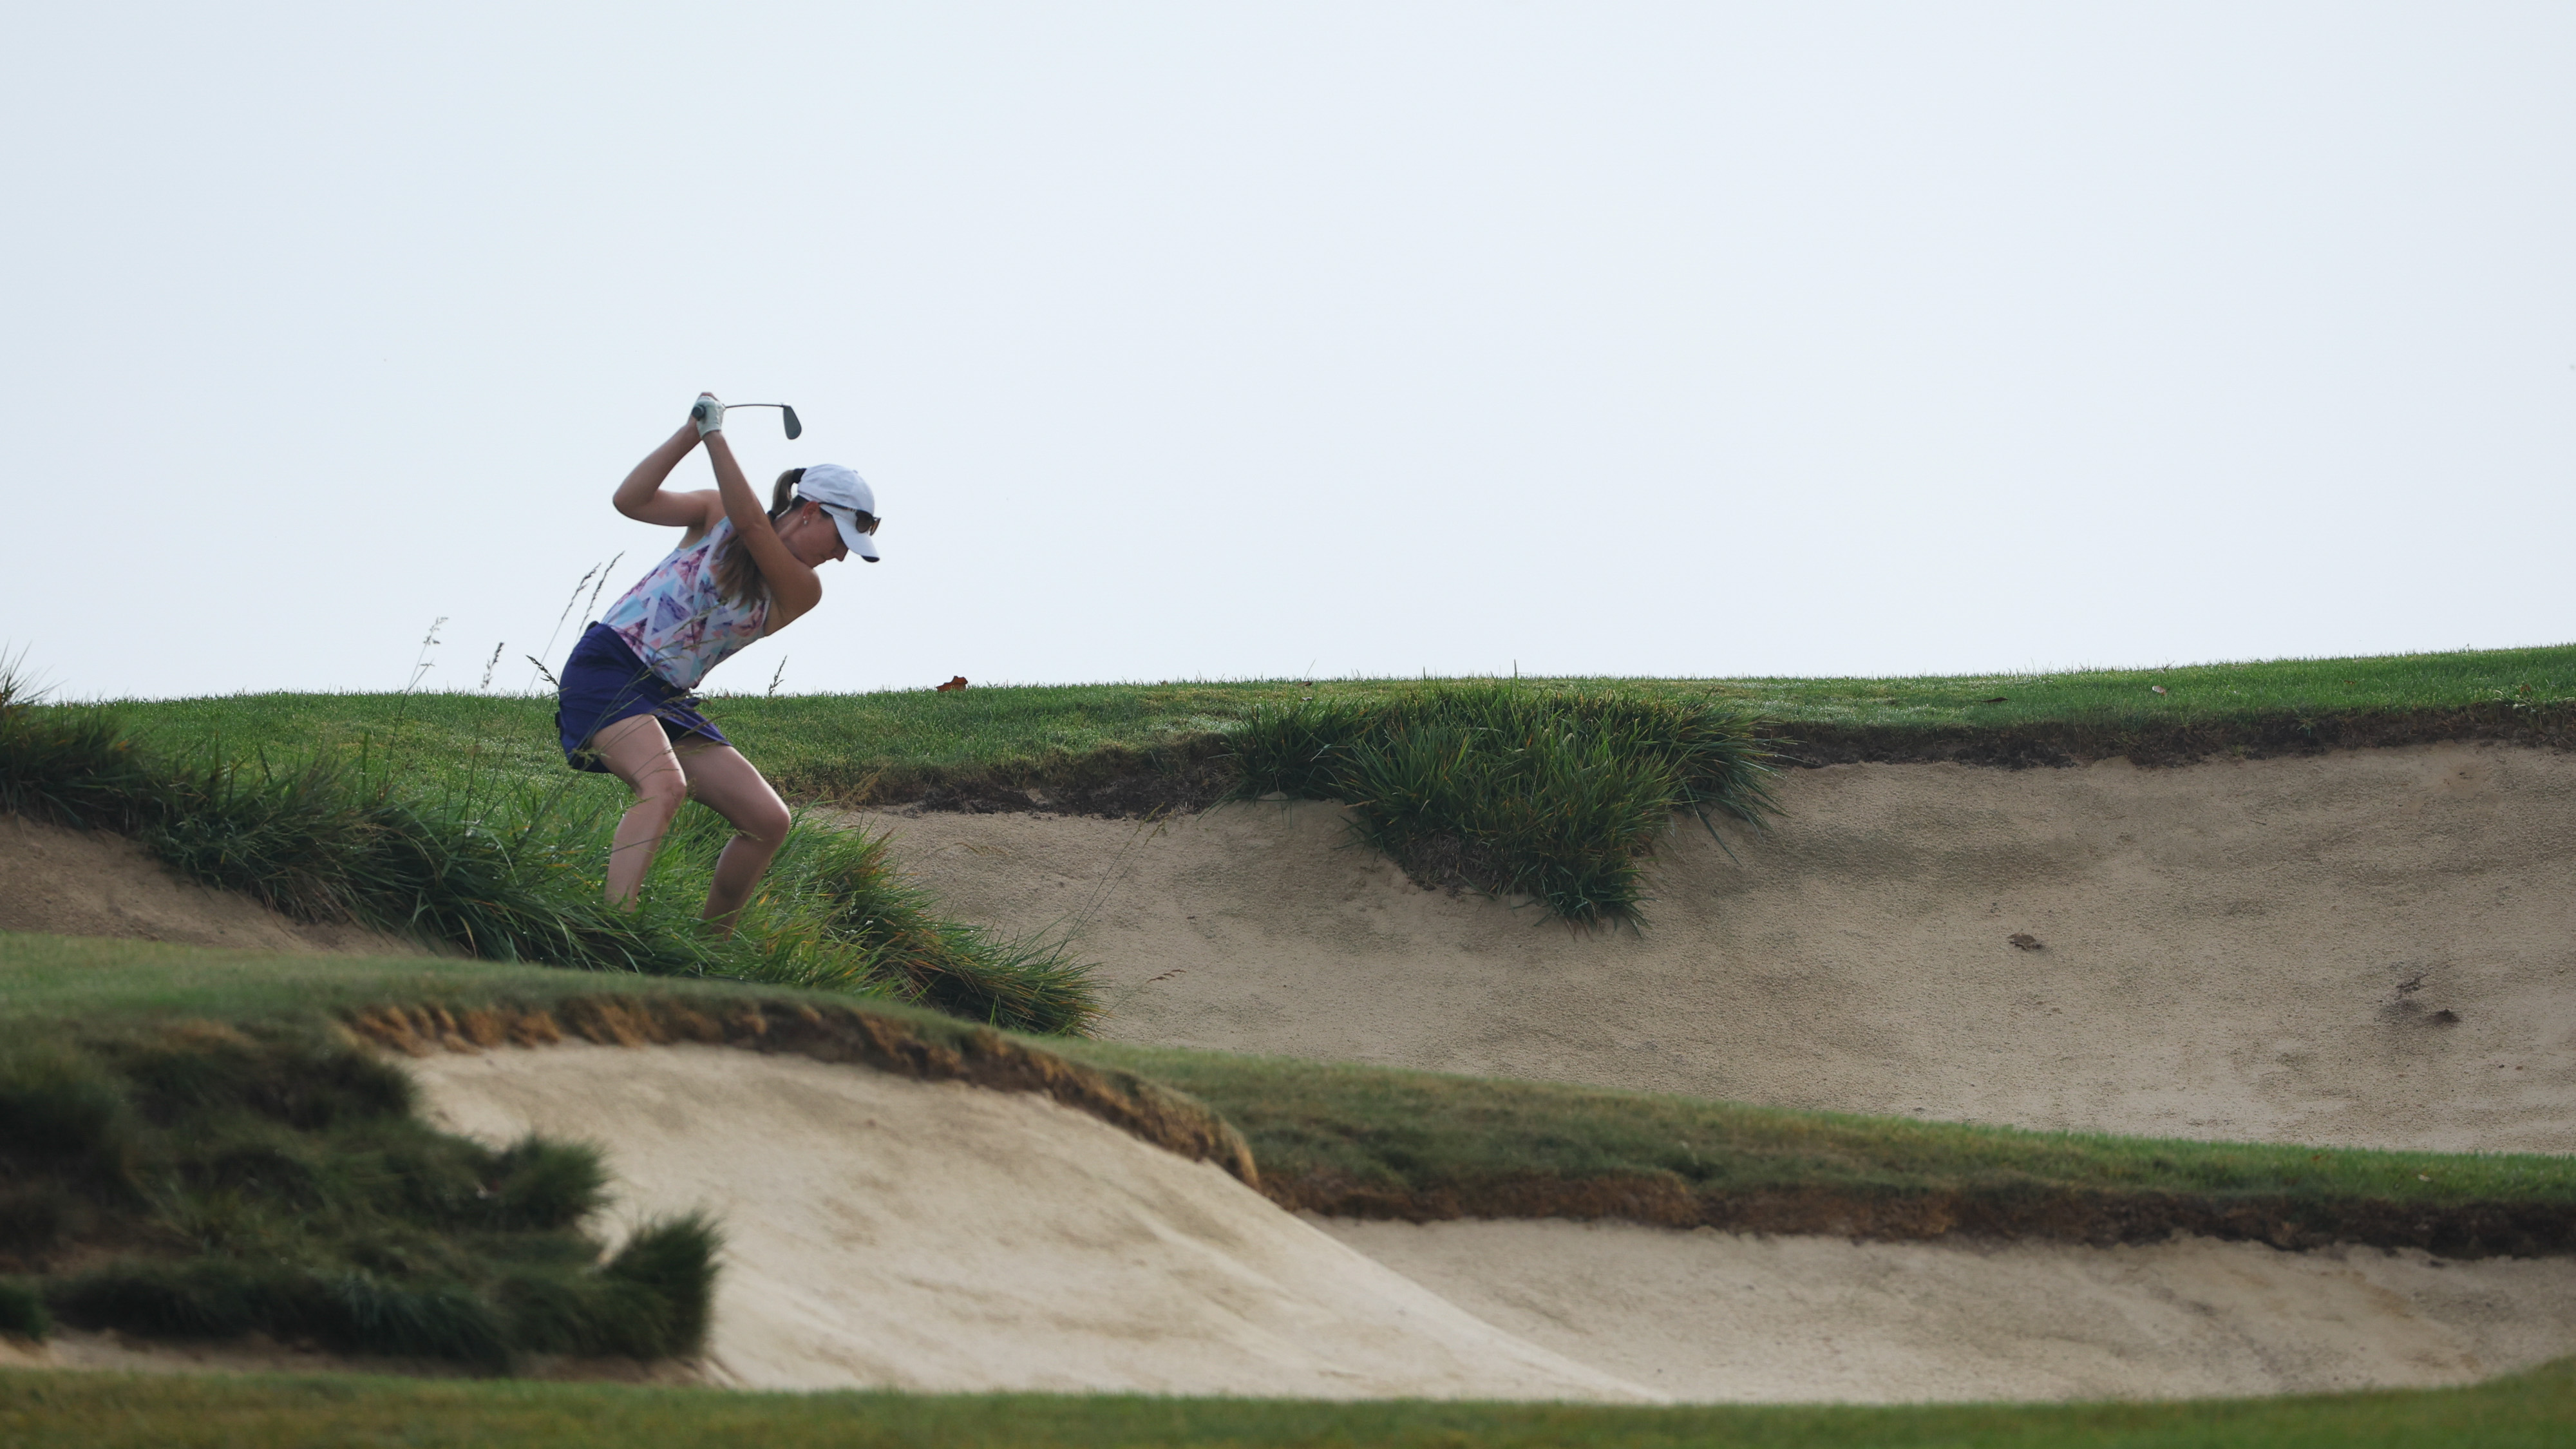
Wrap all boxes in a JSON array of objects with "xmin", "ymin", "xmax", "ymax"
[
  {"xmin": 410, "ymin": 1043, "xmax": 1651, "ymax": 1400},
  {"xmin": 406, "ymin": 1043, "xmax": 2576, "ymax": 1402},
  {"xmin": 853, "ymin": 743, "xmax": 2576, "ymax": 1154},
  {"xmin": 1325, "ymin": 1218, "xmax": 2576, "ymax": 1402},
  {"xmin": 0, "ymin": 814, "xmax": 422, "ymax": 956}
]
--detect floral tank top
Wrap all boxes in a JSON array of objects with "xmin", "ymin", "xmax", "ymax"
[{"xmin": 598, "ymin": 518, "xmax": 770, "ymax": 690}]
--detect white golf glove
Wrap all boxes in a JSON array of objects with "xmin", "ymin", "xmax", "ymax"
[{"xmin": 690, "ymin": 393, "xmax": 725, "ymax": 437}]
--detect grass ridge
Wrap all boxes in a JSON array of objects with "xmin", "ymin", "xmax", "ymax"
[
  {"xmin": 0, "ymin": 674, "xmax": 1100, "ymax": 1034},
  {"xmin": 1066, "ymin": 1044, "xmax": 2576, "ymax": 1259},
  {"xmin": 341, "ymin": 994, "xmax": 1256, "ymax": 1186}
]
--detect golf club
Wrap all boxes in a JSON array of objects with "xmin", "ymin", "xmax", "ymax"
[{"xmin": 723, "ymin": 402, "xmax": 803, "ymax": 439}]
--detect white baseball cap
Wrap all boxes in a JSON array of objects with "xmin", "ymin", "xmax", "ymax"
[{"xmin": 795, "ymin": 463, "xmax": 880, "ymax": 562}]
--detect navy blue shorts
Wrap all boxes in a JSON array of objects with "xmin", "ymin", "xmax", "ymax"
[{"xmin": 554, "ymin": 623, "xmax": 732, "ymax": 773}]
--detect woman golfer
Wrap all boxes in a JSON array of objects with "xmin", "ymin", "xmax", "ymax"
[{"xmin": 556, "ymin": 393, "xmax": 880, "ymax": 931}]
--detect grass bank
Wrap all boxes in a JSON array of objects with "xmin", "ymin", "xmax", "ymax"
[
  {"xmin": 5, "ymin": 1358, "xmax": 2575, "ymax": 1448},
  {"xmin": 0, "ymin": 935, "xmax": 1244, "ymax": 1367},
  {"xmin": 0, "ymin": 677, "xmax": 1096, "ymax": 1034},
  {"xmin": 88, "ymin": 645, "xmax": 2576, "ymax": 812},
  {"xmin": 88, "ymin": 645, "xmax": 2576, "ymax": 925},
  {"xmin": 12, "ymin": 935, "xmax": 2567, "ymax": 1264},
  {"xmin": 1060, "ymin": 1042, "xmax": 2576, "ymax": 1258}
]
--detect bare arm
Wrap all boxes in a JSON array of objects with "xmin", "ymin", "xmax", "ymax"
[
  {"xmin": 613, "ymin": 421, "xmax": 723, "ymax": 536},
  {"xmin": 703, "ymin": 431, "xmax": 824, "ymax": 623}
]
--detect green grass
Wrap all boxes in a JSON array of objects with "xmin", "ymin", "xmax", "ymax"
[
  {"xmin": 82, "ymin": 644, "xmax": 2576, "ymax": 807},
  {"xmin": 1227, "ymin": 684, "xmax": 1775, "ymax": 922},
  {"xmin": 0, "ymin": 1010, "xmax": 717, "ymax": 1368},
  {"xmin": 0, "ymin": 933, "xmax": 996, "ymax": 1041},
  {"xmin": 0, "ymin": 677, "xmax": 1097, "ymax": 1034},
  {"xmin": 78, "ymin": 645, "xmax": 2576, "ymax": 927},
  {"xmin": 1063, "ymin": 1042, "xmax": 2576, "ymax": 1254},
  {"xmin": 4, "ymin": 1358, "xmax": 2574, "ymax": 1447},
  {"xmin": 12, "ymin": 934, "xmax": 2572, "ymax": 1260}
]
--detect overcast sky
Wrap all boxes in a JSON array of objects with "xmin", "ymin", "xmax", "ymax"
[{"xmin": 6, "ymin": 3, "xmax": 2571, "ymax": 699}]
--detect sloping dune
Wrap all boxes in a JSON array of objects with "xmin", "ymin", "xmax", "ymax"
[
  {"xmin": 0, "ymin": 814, "xmax": 423, "ymax": 956},
  {"xmin": 1325, "ymin": 1218, "xmax": 2576, "ymax": 1401},
  {"xmin": 408, "ymin": 1043, "xmax": 2576, "ymax": 1402},
  {"xmin": 410, "ymin": 1043, "xmax": 1655, "ymax": 1400},
  {"xmin": 853, "ymin": 743, "xmax": 2576, "ymax": 1153}
]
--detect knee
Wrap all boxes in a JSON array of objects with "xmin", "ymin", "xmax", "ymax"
[
  {"xmin": 737, "ymin": 799, "xmax": 793, "ymax": 849},
  {"xmin": 630, "ymin": 769, "xmax": 689, "ymax": 824}
]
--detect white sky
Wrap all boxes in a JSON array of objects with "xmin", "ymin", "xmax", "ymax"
[{"xmin": 6, "ymin": 3, "xmax": 2572, "ymax": 699}]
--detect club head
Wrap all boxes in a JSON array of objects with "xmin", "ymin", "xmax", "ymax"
[{"xmin": 781, "ymin": 404, "xmax": 802, "ymax": 440}]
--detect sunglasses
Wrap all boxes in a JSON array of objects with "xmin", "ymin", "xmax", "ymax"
[{"xmin": 818, "ymin": 504, "xmax": 882, "ymax": 535}]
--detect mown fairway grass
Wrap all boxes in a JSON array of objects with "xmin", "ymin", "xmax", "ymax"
[
  {"xmin": 4, "ymin": 1359, "xmax": 2574, "ymax": 1448},
  {"xmin": 86, "ymin": 643, "xmax": 2576, "ymax": 806}
]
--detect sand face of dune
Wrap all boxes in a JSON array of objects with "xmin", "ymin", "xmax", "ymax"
[
  {"xmin": 0, "ymin": 813, "xmax": 424, "ymax": 957},
  {"xmin": 1321, "ymin": 1216, "xmax": 2576, "ymax": 1403},
  {"xmin": 408, "ymin": 1041, "xmax": 1659, "ymax": 1401},
  {"xmin": 855, "ymin": 742, "xmax": 2576, "ymax": 1154},
  {"xmin": 398, "ymin": 1041, "xmax": 2576, "ymax": 1403}
]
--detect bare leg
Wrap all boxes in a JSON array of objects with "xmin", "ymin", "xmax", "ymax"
[
  {"xmin": 671, "ymin": 739, "xmax": 794, "ymax": 934},
  {"xmin": 594, "ymin": 715, "xmax": 689, "ymax": 909}
]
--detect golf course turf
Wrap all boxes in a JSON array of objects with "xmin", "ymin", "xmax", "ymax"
[
  {"xmin": 76, "ymin": 643, "xmax": 2576, "ymax": 807},
  {"xmin": 6, "ymin": 1359, "xmax": 2576, "ymax": 1448},
  {"xmin": 5, "ymin": 645, "xmax": 2573, "ymax": 1437}
]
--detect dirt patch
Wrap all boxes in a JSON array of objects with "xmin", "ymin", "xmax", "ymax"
[{"xmin": 0, "ymin": 814, "xmax": 425, "ymax": 956}]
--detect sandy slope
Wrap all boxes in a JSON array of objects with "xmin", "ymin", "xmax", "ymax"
[
  {"xmin": 410, "ymin": 1043, "xmax": 1655, "ymax": 1401},
  {"xmin": 0, "ymin": 815, "xmax": 424, "ymax": 956},
  {"xmin": 851, "ymin": 743, "xmax": 2576, "ymax": 1153},
  {"xmin": 1323, "ymin": 1218, "xmax": 2576, "ymax": 1402},
  {"xmin": 404, "ymin": 1043, "xmax": 2576, "ymax": 1403}
]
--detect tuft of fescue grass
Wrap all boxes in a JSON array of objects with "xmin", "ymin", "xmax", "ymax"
[
  {"xmin": 726, "ymin": 820, "xmax": 1097, "ymax": 1030},
  {"xmin": 0, "ymin": 672, "xmax": 1097, "ymax": 1034},
  {"xmin": 0, "ymin": 1021, "xmax": 714, "ymax": 1368},
  {"xmin": 1227, "ymin": 683, "xmax": 1777, "ymax": 923}
]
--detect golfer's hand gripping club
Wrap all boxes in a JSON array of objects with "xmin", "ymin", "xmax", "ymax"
[{"xmin": 690, "ymin": 393, "xmax": 725, "ymax": 438}]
